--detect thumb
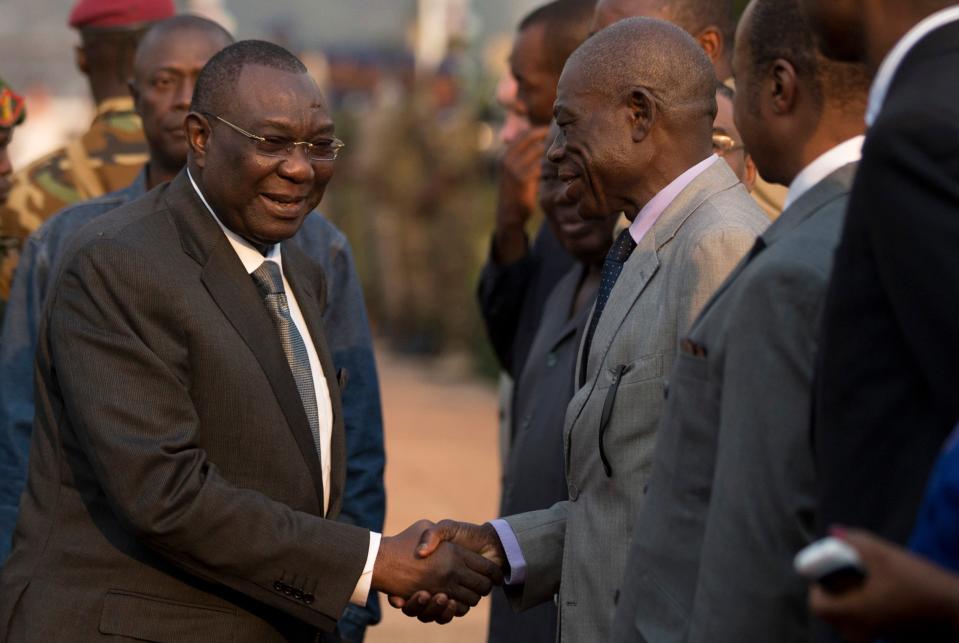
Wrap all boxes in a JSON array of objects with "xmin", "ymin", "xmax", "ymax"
[
  {"xmin": 388, "ymin": 595, "xmax": 406, "ymax": 609},
  {"xmin": 416, "ymin": 520, "xmax": 458, "ymax": 558}
]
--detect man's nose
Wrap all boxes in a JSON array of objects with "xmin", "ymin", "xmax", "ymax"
[
  {"xmin": 276, "ymin": 145, "xmax": 316, "ymax": 182},
  {"xmin": 547, "ymin": 139, "xmax": 565, "ymax": 163}
]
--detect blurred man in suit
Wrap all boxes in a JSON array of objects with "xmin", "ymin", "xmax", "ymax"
[
  {"xmin": 478, "ymin": 0, "xmax": 594, "ymax": 383},
  {"xmin": 0, "ymin": 40, "xmax": 500, "ymax": 641},
  {"xmin": 403, "ymin": 18, "xmax": 768, "ymax": 641},
  {"xmin": 610, "ymin": 1, "xmax": 870, "ymax": 641},
  {"xmin": 802, "ymin": 0, "xmax": 959, "ymax": 543},
  {"xmin": 713, "ymin": 84, "xmax": 757, "ymax": 192}
]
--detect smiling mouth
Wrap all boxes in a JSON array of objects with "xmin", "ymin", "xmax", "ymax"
[{"xmin": 260, "ymin": 193, "xmax": 307, "ymax": 215}]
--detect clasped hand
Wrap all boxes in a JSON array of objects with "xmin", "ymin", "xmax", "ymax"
[{"xmin": 373, "ymin": 519, "xmax": 506, "ymax": 624}]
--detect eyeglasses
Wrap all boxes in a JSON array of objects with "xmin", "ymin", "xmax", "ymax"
[
  {"xmin": 202, "ymin": 112, "xmax": 345, "ymax": 162},
  {"xmin": 712, "ymin": 132, "xmax": 745, "ymax": 157}
]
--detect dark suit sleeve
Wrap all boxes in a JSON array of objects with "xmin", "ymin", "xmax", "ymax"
[
  {"xmin": 477, "ymin": 235, "xmax": 536, "ymax": 374},
  {"xmin": 864, "ymin": 113, "xmax": 959, "ymax": 423},
  {"xmin": 49, "ymin": 239, "xmax": 370, "ymax": 632},
  {"xmin": 688, "ymin": 259, "xmax": 823, "ymax": 642}
]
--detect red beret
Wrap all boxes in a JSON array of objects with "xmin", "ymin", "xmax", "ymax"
[{"xmin": 69, "ymin": 0, "xmax": 175, "ymax": 30}]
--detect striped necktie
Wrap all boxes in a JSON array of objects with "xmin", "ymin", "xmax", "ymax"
[{"xmin": 251, "ymin": 261, "xmax": 323, "ymax": 469}]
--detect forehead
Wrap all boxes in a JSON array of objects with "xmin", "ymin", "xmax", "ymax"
[
  {"xmin": 595, "ymin": 0, "xmax": 668, "ymax": 29},
  {"xmin": 137, "ymin": 28, "xmax": 230, "ymax": 73},
  {"xmin": 510, "ymin": 23, "xmax": 548, "ymax": 71},
  {"xmin": 229, "ymin": 65, "xmax": 331, "ymax": 129}
]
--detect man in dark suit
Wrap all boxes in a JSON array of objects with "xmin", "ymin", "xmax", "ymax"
[
  {"xmin": 609, "ymin": 1, "xmax": 869, "ymax": 641},
  {"xmin": 478, "ymin": 0, "xmax": 593, "ymax": 382},
  {"xmin": 0, "ymin": 40, "xmax": 500, "ymax": 641},
  {"xmin": 801, "ymin": 0, "xmax": 959, "ymax": 543}
]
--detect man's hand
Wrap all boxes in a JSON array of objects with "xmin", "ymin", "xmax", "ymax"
[
  {"xmin": 493, "ymin": 126, "xmax": 550, "ymax": 265},
  {"xmin": 809, "ymin": 528, "xmax": 959, "ymax": 642},
  {"xmin": 388, "ymin": 520, "xmax": 508, "ymax": 622},
  {"xmin": 372, "ymin": 520, "xmax": 504, "ymax": 624}
]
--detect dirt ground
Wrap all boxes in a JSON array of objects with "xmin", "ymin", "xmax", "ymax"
[{"xmin": 366, "ymin": 348, "xmax": 502, "ymax": 643}]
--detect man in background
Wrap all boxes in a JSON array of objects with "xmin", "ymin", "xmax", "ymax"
[
  {"xmin": 0, "ymin": 0, "xmax": 173, "ymax": 311},
  {"xmin": 478, "ymin": 0, "xmax": 594, "ymax": 387},
  {"xmin": 713, "ymin": 84, "xmax": 757, "ymax": 192}
]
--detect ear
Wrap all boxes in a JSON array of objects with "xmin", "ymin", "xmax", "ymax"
[
  {"xmin": 769, "ymin": 58, "xmax": 798, "ymax": 116},
  {"xmin": 185, "ymin": 112, "xmax": 211, "ymax": 169},
  {"xmin": 75, "ymin": 45, "xmax": 89, "ymax": 76},
  {"xmin": 696, "ymin": 27, "xmax": 724, "ymax": 65},
  {"xmin": 742, "ymin": 154, "xmax": 758, "ymax": 192},
  {"xmin": 628, "ymin": 87, "xmax": 657, "ymax": 143}
]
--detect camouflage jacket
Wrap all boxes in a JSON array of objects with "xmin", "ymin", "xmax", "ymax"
[{"xmin": 0, "ymin": 96, "xmax": 147, "ymax": 308}]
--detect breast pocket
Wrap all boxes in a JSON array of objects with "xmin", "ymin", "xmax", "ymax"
[{"xmin": 596, "ymin": 353, "xmax": 664, "ymax": 478}]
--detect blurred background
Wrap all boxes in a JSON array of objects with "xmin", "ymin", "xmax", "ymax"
[{"xmin": 1, "ymin": 1, "xmax": 748, "ymax": 640}]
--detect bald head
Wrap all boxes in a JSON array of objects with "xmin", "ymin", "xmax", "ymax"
[
  {"xmin": 134, "ymin": 15, "xmax": 233, "ymax": 75},
  {"xmin": 566, "ymin": 17, "xmax": 717, "ymax": 131}
]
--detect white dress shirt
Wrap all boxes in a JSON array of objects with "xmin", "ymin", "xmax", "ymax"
[
  {"xmin": 866, "ymin": 5, "xmax": 959, "ymax": 126},
  {"xmin": 629, "ymin": 155, "xmax": 719, "ymax": 244},
  {"xmin": 188, "ymin": 170, "xmax": 378, "ymax": 606},
  {"xmin": 783, "ymin": 136, "xmax": 865, "ymax": 211}
]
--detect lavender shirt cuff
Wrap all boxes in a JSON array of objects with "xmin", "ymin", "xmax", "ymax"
[{"xmin": 489, "ymin": 518, "xmax": 527, "ymax": 586}]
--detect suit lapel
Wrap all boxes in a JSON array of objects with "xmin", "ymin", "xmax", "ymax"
[
  {"xmin": 164, "ymin": 171, "xmax": 327, "ymax": 513},
  {"xmin": 569, "ymin": 160, "xmax": 740, "ymax": 427},
  {"xmin": 282, "ymin": 241, "xmax": 348, "ymax": 519},
  {"xmin": 694, "ymin": 162, "xmax": 858, "ymax": 325}
]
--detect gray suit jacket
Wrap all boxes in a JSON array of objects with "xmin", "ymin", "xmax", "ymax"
[
  {"xmin": 610, "ymin": 163, "xmax": 858, "ymax": 643},
  {"xmin": 0, "ymin": 171, "xmax": 370, "ymax": 642},
  {"xmin": 500, "ymin": 160, "xmax": 768, "ymax": 642}
]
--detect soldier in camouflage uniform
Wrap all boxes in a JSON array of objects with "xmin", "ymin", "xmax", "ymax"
[{"xmin": 0, "ymin": 0, "xmax": 174, "ymax": 310}]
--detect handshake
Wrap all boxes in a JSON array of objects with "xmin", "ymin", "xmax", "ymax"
[{"xmin": 371, "ymin": 519, "xmax": 507, "ymax": 624}]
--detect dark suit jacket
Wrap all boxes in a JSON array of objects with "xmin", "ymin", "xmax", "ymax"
[
  {"xmin": 477, "ymin": 223, "xmax": 575, "ymax": 380},
  {"xmin": 0, "ymin": 171, "xmax": 370, "ymax": 642},
  {"xmin": 814, "ymin": 20, "xmax": 959, "ymax": 549}
]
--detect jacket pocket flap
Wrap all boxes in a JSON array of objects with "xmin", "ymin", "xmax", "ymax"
[{"xmin": 99, "ymin": 589, "xmax": 236, "ymax": 642}]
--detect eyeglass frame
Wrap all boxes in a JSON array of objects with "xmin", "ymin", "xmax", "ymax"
[
  {"xmin": 711, "ymin": 132, "xmax": 745, "ymax": 157},
  {"xmin": 200, "ymin": 111, "xmax": 345, "ymax": 162}
]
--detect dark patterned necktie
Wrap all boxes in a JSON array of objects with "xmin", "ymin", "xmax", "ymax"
[
  {"xmin": 581, "ymin": 229, "xmax": 639, "ymax": 374},
  {"xmin": 251, "ymin": 261, "xmax": 323, "ymax": 468}
]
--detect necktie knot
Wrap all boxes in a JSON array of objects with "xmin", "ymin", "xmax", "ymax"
[
  {"xmin": 252, "ymin": 260, "xmax": 285, "ymax": 297},
  {"xmin": 608, "ymin": 229, "xmax": 638, "ymax": 264}
]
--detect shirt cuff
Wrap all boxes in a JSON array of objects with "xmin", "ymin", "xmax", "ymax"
[
  {"xmin": 350, "ymin": 531, "xmax": 381, "ymax": 606},
  {"xmin": 489, "ymin": 519, "xmax": 527, "ymax": 586}
]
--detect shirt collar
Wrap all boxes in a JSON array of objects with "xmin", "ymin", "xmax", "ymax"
[
  {"xmin": 628, "ymin": 154, "xmax": 719, "ymax": 245},
  {"xmin": 866, "ymin": 5, "xmax": 959, "ymax": 126},
  {"xmin": 783, "ymin": 136, "xmax": 864, "ymax": 211},
  {"xmin": 186, "ymin": 168, "xmax": 281, "ymax": 274}
]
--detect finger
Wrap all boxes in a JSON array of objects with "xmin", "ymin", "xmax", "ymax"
[
  {"xmin": 417, "ymin": 522, "xmax": 456, "ymax": 558},
  {"xmin": 417, "ymin": 594, "xmax": 451, "ymax": 623},
  {"xmin": 401, "ymin": 591, "xmax": 432, "ymax": 617},
  {"xmin": 446, "ymin": 582, "xmax": 482, "ymax": 607},
  {"xmin": 434, "ymin": 600, "xmax": 462, "ymax": 625},
  {"xmin": 463, "ymin": 548, "xmax": 505, "ymax": 586},
  {"xmin": 452, "ymin": 599, "xmax": 470, "ymax": 617},
  {"xmin": 388, "ymin": 595, "xmax": 406, "ymax": 609}
]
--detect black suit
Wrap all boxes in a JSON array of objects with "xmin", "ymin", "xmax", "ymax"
[
  {"xmin": 0, "ymin": 172, "xmax": 369, "ymax": 641},
  {"xmin": 477, "ymin": 223, "xmax": 575, "ymax": 380},
  {"xmin": 814, "ymin": 21, "xmax": 959, "ymax": 548}
]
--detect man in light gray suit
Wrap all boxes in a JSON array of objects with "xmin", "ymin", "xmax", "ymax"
[
  {"xmin": 609, "ymin": 1, "xmax": 871, "ymax": 641},
  {"xmin": 402, "ymin": 18, "xmax": 768, "ymax": 641}
]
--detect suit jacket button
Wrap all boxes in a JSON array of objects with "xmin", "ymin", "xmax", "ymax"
[
  {"xmin": 546, "ymin": 352, "xmax": 558, "ymax": 368},
  {"xmin": 293, "ymin": 589, "xmax": 304, "ymax": 600},
  {"xmin": 304, "ymin": 593, "xmax": 315, "ymax": 605},
  {"xmin": 568, "ymin": 483, "xmax": 579, "ymax": 501},
  {"xmin": 274, "ymin": 581, "xmax": 284, "ymax": 592}
]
